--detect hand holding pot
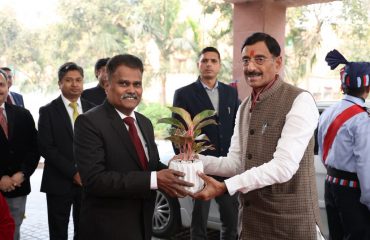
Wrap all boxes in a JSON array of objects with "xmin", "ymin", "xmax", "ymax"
[
  {"xmin": 157, "ymin": 169, "xmax": 193, "ymax": 198},
  {"xmin": 191, "ymin": 171, "xmax": 227, "ymax": 201}
]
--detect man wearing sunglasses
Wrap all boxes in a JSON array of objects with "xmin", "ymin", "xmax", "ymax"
[{"xmin": 0, "ymin": 67, "xmax": 24, "ymax": 108}]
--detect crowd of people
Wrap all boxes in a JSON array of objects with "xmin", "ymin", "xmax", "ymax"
[{"xmin": 1, "ymin": 31, "xmax": 369, "ymax": 240}]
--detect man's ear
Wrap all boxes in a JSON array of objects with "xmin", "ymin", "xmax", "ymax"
[
  {"xmin": 275, "ymin": 56, "xmax": 283, "ymax": 73},
  {"xmin": 365, "ymin": 86, "xmax": 370, "ymax": 93}
]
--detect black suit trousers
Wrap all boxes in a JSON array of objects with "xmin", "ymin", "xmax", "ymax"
[
  {"xmin": 325, "ymin": 181, "xmax": 370, "ymax": 240},
  {"xmin": 46, "ymin": 186, "xmax": 82, "ymax": 240}
]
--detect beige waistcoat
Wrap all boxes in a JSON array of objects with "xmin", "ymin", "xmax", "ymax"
[{"xmin": 239, "ymin": 78, "xmax": 321, "ymax": 240}]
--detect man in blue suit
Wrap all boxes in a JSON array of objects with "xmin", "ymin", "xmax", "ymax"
[
  {"xmin": 0, "ymin": 68, "xmax": 24, "ymax": 108},
  {"xmin": 173, "ymin": 47, "xmax": 240, "ymax": 240}
]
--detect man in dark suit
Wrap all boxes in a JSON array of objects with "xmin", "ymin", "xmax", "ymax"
[
  {"xmin": 81, "ymin": 58, "xmax": 110, "ymax": 105},
  {"xmin": 0, "ymin": 67, "xmax": 24, "ymax": 107},
  {"xmin": 0, "ymin": 69, "xmax": 39, "ymax": 240},
  {"xmin": 38, "ymin": 62, "xmax": 95, "ymax": 240},
  {"xmin": 173, "ymin": 47, "xmax": 239, "ymax": 240},
  {"xmin": 74, "ymin": 54, "xmax": 192, "ymax": 240}
]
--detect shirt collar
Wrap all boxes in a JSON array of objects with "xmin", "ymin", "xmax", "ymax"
[
  {"xmin": 61, "ymin": 94, "xmax": 82, "ymax": 107},
  {"xmin": 200, "ymin": 79, "xmax": 218, "ymax": 90},
  {"xmin": 343, "ymin": 94, "xmax": 366, "ymax": 107},
  {"xmin": 115, "ymin": 109, "xmax": 136, "ymax": 121}
]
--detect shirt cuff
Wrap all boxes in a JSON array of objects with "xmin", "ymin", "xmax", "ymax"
[
  {"xmin": 225, "ymin": 176, "xmax": 241, "ymax": 196},
  {"xmin": 150, "ymin": 171, "xmax": 157, "ymax": 190}
]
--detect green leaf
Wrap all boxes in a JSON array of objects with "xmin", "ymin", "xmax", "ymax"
[
  {"xmin": 194, "ymin": 119, "xmax": 217, "ymax": 132},
  {"xmin": 194, "ymin": 134, "xmax": 209, "ymax": 142},
  {"xmin": 193, "ymin": 109, "xmax": 216, "ymax": 127},
  {"xmin": 168, "ymin": 106, "xmax": 192, "ymax": 128},
  {"xmin": 157, "ymin": 117, "xmax": 185, "ymax": 130}
]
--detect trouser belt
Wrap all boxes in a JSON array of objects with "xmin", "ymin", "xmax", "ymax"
[{"xmin": 326, "ymin": 166, "xmax": 359, "ymax": 188}]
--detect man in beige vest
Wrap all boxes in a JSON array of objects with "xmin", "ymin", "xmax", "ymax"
[{"xmin": 192, "ymin": 32, "xmax": 323, "ymax": 239}]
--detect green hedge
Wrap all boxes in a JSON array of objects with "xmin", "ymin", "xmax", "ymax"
[{"xmin": 137, "ymin": 102, "xmax": 171, "ymax": 139}]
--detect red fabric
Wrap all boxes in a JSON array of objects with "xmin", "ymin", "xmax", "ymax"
[
  {"xmin": 0, "ymin": 193, "xmax": 15, "ymax": 240},
  {"xmin": 123, "ymin": 117, "xmax": 149, "ymax": 170},
  {"xmin": 323, "ymin": 104, "xmax": 365, "ymax": 164},
  {"xmin": 6, "ymin": 95, "xmax": 12, "ymax": 105},
  {"xmin": 0, "ymin": 108, "xmax": 8, "ymax": 138}
]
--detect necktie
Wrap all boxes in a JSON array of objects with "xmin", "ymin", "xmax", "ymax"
[
  {"xmin": 69, "ymin": 102, "xmax": 79, "ymax": 122},
  {"xmin": 0, "ymin": 107, "xmax": 8, "ymax": 138},
  {"xmin": 123, "ymin": 117, "xmax": 149, "ymax": 170},
  {"xmin": 6, "ymin": 95, "xmax": 12, "ymax": 105}
]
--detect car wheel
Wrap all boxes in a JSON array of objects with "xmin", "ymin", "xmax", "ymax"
[{"xmin": 152, "ymin": 190, "xmax": 181, "ymax": 238}]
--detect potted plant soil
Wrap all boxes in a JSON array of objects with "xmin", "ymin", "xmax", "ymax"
[{"xmin": 158, "ymin": 107, "xmax": 217, "ymax": 193}]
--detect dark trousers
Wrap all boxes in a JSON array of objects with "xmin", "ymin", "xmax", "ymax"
[
  {"xmin": 191, "ymin": 192, "xmax": 239, "ymax": 240},
  {"xmin": 46, "ymin": 187, "xmax": 81, "ymax": 240},
  {"xmin": 325, "ymin": 181, "xmax": 370, "ymax": 240}
]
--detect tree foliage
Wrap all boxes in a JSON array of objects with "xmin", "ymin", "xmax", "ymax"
[{"xmin": 0, "ymin": 0, "xmax": 233, "ymax": 101}]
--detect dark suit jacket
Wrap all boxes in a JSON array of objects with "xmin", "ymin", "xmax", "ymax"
[
  {"xmin": 10, "ymin": 92, "xmax": 24, "ymax": 108},
  {"xmin": 38, "ymin": 96, "xmax": 95, "ymax": 195},
  {"xmin": 173, "ymin": 79, "xmax": 239, "ymax": 157},
  {"xmin": 74, "ymin": 100, "xmax": 166, "ymax": 240},
  {"xmin": 81, "ymin": 84, "xmax": 106, "ymax": 106},
  {"xmin": 0, "ymin": 103, "xmax": 39, "ymax": 198}
]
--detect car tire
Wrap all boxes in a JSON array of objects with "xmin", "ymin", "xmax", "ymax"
[{"xmin": 152, "ymin": 190, "xmax": 181, "ymax": 238}]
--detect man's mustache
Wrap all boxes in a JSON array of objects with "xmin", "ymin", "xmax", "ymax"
[
  {"xmin": 245, "ymin": 71, "xmax": 262, "ymax": 77},
  {"xmin": 120, "ymin": 93, "xmax": 138, "ymax": 99}
]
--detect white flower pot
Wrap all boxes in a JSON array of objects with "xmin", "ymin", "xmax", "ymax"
[{"xmin": 169, "ymin": 159, "xmax": 204, "ymax": 194}]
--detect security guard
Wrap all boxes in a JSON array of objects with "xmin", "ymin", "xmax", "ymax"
[{"xmin": 318, "ymin": 49, "xmax": 370, "ymax": 240}]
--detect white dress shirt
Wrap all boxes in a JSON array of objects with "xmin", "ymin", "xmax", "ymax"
[
  {"xmin": 199, "ymin": 91, "xmax": 319, "ymax": 195},
  {"xmin": 115, "ymin": 109, "xmax": 157, "ymax": 190},
  {"xmin": 60, "ymin": 94, "xmax": 83, "ymax": 130}
]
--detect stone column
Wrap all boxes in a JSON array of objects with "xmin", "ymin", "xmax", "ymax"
[{"xmin": 231, "ymin": 1, "xmax": 287, "ymax": 100}]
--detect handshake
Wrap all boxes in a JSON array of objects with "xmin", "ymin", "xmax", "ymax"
[{"xmin": 156, "ymin": 168, "xmax": 227, "ymax": 201}]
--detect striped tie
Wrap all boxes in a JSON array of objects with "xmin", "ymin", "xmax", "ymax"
[
  {"xmin": 0, "ymin": 107, "xmax": 8, "ymax": 138},
  {"xmin": 69, "ymin": 102, "xmax": 79, "ymax": 122}
]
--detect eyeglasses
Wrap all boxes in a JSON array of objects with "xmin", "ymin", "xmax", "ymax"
[{"xmin": 241, "ymin": 56, "xmax": 274, "ymax": 66}]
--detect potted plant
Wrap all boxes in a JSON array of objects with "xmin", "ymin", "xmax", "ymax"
[{"xmin": 158, "ymin": 106, "xmax": 217, "ymax": 193}]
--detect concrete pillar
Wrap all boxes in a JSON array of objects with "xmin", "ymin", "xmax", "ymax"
[{"xmin": 232, "ymin": 1, "xmax": 287, "ymax": 100}]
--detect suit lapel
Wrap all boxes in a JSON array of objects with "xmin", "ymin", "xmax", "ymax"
[
  {"xmin": 217, "ymin": 83, "xmax": 227, "ymax": 117},
  {"xmin": 104, "ymin": 102, "xmax": 143, "ymax": 170},
  {"xmin": 135, "ymin": 113, "xmax": 155, "ymax": 170},
  {"xmin": 194, "ymin": 79, "xmax": 215, "ymax": 111},
  {"xmin": 5, "ymin": 103, "xmax": 15, "ymax": 140},
  {"xmin": 55, "ymin": 97, "xmax": 74, "ymax": 138},
  {"xmin": 81, "ymin": 99, "xmax": 93, "ymax": 113}
]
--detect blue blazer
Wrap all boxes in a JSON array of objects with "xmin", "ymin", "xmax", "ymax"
[
  {"xmin": 10, "ymin": 92, "xmax": 24, "ymax": 108},
  {"xmin": 173, "ymin": 78, "xmax": 239, "ymax": 157}
]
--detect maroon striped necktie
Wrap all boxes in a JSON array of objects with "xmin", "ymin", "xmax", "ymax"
[
  {"xmin": 6, "ymin": 95, "xmax": 13, "ymax": 105},
  {"xmin": 123, "ymin": 117, "xmax": 149, "ymax": 170},
  {"xmin": 0, "ymin": 107, "xmax": 8, "ymax": 138}
]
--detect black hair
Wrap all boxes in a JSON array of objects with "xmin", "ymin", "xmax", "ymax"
[
  {"xmin": 0, "ymin": 67, "xmax": 11, "ymax": 72},
  {"xmin": 58, "ymin": 62, "xmax": 84, "ymax": 82},
  {"xmin": 0, "ymin": 69, "xmax": 8, "ymax": 81},
  {"xmin": 199, "ymin": 47, "xmax": 221, "ymax": 60},
  {"xmin": 94, "ymin": 58, "xmax": 110, "ymax": 78},
  {"xmin": 343, "ymin": 86, "xmax": 369, "ymax": 98},
  {"xmin": 241, "ymin": 32, "xmax": 281, "ymax": 57},
  {"xmin": 106, "ymin": 54, "xmax": 144, "ymax": 81}
]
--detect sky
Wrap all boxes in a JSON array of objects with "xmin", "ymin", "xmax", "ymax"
[{"xmin": 0, "ymin": 0, "xmax": 60, "ymax": 29}]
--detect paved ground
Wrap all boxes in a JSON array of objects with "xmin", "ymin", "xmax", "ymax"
[{"xmin": 20, "ymin": 167, "xmax": 219, "ymax": 240}]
